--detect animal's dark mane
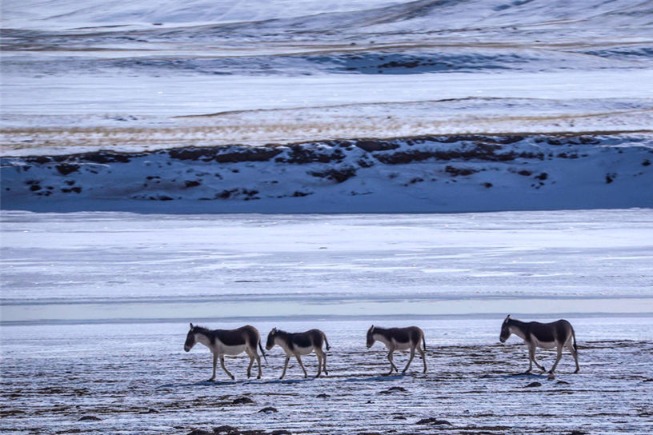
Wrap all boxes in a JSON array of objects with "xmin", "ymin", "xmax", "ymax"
[{"xmin": 192, "ymin": 325, "xmax": 213, "ymax": 336}]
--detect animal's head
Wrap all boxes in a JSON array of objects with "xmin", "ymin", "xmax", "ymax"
[
  {"xmin": 266, "ymin": 328, "xmax": 278, "ymax": 350},
  {"xmin": 366, "ymin": 325, "xmax": 376, "ymax": 348},
  {"xmin": 499, "ymin": 315, "xmax": 512, "ymax": 343},
  {"xmin": 184, "ymin": 323, "xmax": 197, "ymax": 352}
]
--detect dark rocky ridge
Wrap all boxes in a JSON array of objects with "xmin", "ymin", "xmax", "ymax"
[
  {"xmin": 12, "ymin": 134, "xmax": 583, "ymax": 168},
  {"xmin": 2, "ymin": 134, "xmax": 652, "ymax": 213}
]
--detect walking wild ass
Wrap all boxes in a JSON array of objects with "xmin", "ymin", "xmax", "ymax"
[
  {"xmin": 266, "ymin": 328, "xmax": 330, "ymax": 379},
  {"xmin": 184, "ymin": 323, "xmax": 266, "ymax": 381},
  {"xmin": 499, "ymin": 315, "xmax": 579, "ymax": 375},
  {"xmin": 366, "ymin": 325, "xmax": 427, "ymax": 375}
]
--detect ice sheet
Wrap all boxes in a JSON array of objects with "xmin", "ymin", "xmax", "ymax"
[{"xmin": 2, "ymin": 210, "xmax": 652, "ymax": 324}]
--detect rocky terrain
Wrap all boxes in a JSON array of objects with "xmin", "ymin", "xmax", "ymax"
[{"xmin": 2, "ymin": 133, "xmax": 652, "ymax": 212}]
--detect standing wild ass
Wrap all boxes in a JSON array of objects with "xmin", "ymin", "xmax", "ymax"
[
  {"xmin": 499, "ymin": 315, "xmax": 580, "ymax": 375},
  {"xmin": 184, "ymin": 323, "xmax": 266, "ymax": 381},
  {"xmin": 266, "ymin": 328, "xmax": 330, "ymax": 379},
  {"xmin": 366, "ymin": 325, "xmax": 427, "ymax": 375}
]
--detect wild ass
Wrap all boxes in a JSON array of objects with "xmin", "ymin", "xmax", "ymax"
[
  {"xmin": 184, "ymin": 323, "xmax": 266, "ymax": 381},
  {"xmin": 499, "ymin": 315, "xmax": 579, "ymax": 375},
  {"xmin": 266, "ymin": 328, "xmax": 330, "ymax": 379},
  {"xmin": 366, "ymin": 325, "xmax": 427, "ymax": 375}
]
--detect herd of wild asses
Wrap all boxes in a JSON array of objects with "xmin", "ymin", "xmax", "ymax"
[{"xmin": 184, "ymin": 315, "xmax": 580, "ymax": 381}]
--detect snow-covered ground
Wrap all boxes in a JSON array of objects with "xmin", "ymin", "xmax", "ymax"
[
  {"xmin": 2, "ymin": 0, "xmax": 652, "ymax": 155},
  {"xmin": 2, "ymin": 0, "xmax": 652, "ymax": 213},
  {"xmin": 1, "ymin": 210, "xmax": 652, "ymax": 434},
  {"xmin": 2, "ymin": 319, "xmax": 652, "ymax": 434},
  {"xmin": 3, "ymin": 134, "xmax": 652, "ymax": 213}
]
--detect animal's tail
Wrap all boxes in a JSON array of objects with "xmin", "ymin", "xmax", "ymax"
[
  {"xmin": 572, "ymin": 327, "xmax": 578, "ymax": 352},
  {"xmin": 422, "ymin": 334, "xmax": 427, "ymax": 353},
  {"xmin": 258, "ymin": 340, "xmax": 268, "ymax": 363},
  {"xmin": 323, "ymin": 332, "xmax": 331, "ymax": 351}
]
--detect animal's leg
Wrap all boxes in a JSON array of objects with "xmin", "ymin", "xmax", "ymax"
[
  {"xmin": 220, "ymin": 356, "xmax": 235, "ymax": 380},
  {"xmin": 548, "ymin": 345, "xmax": 564, "ymax": 374},
  {"xmin": 567, "ymin": 341, "xmax": 580, "ymax": 373},
  {"xmin": 209, "ymin": 353, "xmax": 217, "ymax": 381},
  {"xmin": 525, "ymin": 346, "xmax": 534, "ymax": 373},
  {"xmin": 315, "ymin": 351, "xmax": 323, "ymax": 378},
  {"xmin": 419, "ymin": 345, "xmax": 427, "ymax": 374},
  {"xmin": 387, "ymin": 350, "xmax": 398, "ymax": 375},
  {"xmin": 280, "ymin": 356, "xmax": 290, "ymax": 379},
  {"xmin": 244, "ymin": 348, "xmax": 262, "ymax": 379},
  {"xmin": 402, "ymin": 347, "xmax": 416, "ymax": 374},
  {"xmin": 528, "ymin": 345, "xmax": 546, "ymax": 372},
  {"xmin": 295, "ymin": 354, "xmax": 308, "ymax": 378},
  {"xmin": 323, "ymin": 349, "xmax": 328, "ymax": 376},
  {"xmin": 246, "ymin": 355, "xmax": 254, "ymax": 379}
]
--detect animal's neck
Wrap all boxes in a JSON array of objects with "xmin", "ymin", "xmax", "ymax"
[
  {"xmin": 508, "ymin": 319, "xmax": 528, "ymax": 340},
  {"xmin": 195, "ymin": 332, "xmax": 213, "ymax": 348},
  {"xmin": 275, "ymin": 330, "xmax": 290, "ymax": 339},
  {"xmin": 274, "ymin": 330, "xmax": 291, "ymax": 346},
  {"xmin": 372, "ymin": 328, "xmax": 392, "ymax": 344}
]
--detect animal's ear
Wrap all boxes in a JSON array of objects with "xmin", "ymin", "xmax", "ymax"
[
  {"xmin": 504, "ymin": 315, "xmax": 511, "ymax": 323},
  {"xmin": 190, "ymin": 323, "xmax": 194, "ymax": 330},
  {"xmin": 369, "ymin": 325, "xmax": 374, "ymax": 332},
  {"xmin": 272, "ymin": 327, "xmax": 277, "ymax": 333}
]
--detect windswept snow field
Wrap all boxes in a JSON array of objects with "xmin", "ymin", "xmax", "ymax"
[{"xmin": 3, "ymin": 0, "xmax": 652, "ymax": 145}]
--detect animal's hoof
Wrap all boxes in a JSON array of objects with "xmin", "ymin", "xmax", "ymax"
[
  {"xmin": 547, "ymin": 372, "xmax": 556, "ymax": 380},
  {"xmin": 574, "ymin": 369, "xmax": 580, "ymax": 374}
]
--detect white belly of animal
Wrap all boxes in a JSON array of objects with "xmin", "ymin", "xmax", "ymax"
[
  {"xmin": 533, "ymin": 339, "xmax": 557, "ymax": 349},
  {"xmin": 217, "ymin": 344, "xmax": 247, "ymax": 356},
  {"xmin": 393, "ymin": 341, "xmax": 413, "ymax": 351},
  {"xmin": 295, "ymin": 345, "xmax": 314, "ymax": 356}
]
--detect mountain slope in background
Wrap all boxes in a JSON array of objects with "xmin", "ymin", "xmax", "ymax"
[{"xmin": 1, "ymin": 0, "xmax": 652, "ymax": 212}]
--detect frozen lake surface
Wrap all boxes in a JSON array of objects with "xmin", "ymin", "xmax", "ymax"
[
  {"xmin": 1, "ymin": 210, "xmax": 652, "ymax": 434},
  {"xmin": 2, "ymin": 209, "xmax": 653, "ymax": 324}
]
